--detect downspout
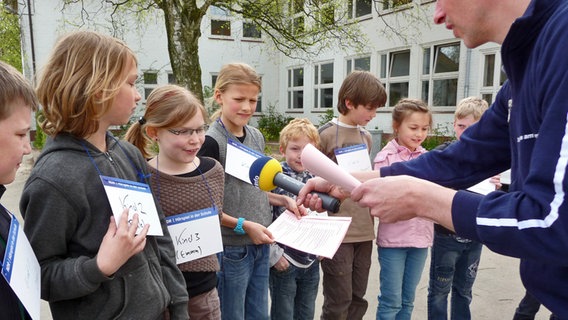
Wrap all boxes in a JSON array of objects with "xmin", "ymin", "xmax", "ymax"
[
  {"xmin": 463, "ymin": 47, "xmax": 472, "ymax": 97},
  {"xmin": 26, "ymin": 0, "xmax": 36, "ymax": 82}
]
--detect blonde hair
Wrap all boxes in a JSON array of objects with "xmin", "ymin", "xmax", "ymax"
[
  {"xmin": 36, "ymin": 31, "xmax": 137, "ymax": 137},
  {"xmin": 125, "ymin": 85, "xmax": 207, "ymax": 159},
  {"xmin": 279, "ymin": 118, "xmax": 320, "ymax": 151},
  {"xmin": 455, "ymin": 97, "xmax": 489, "ymax": 121},
  {"xmin": 337, "ymin": 71, "xmax": 386, "ymax": 115},
  {"xmin": 210, "ymin": 63, "xmax": 261, "ymax": 120},
  {"xmin": 392, "ymin": 98, "xmax": 432, "ymax": 132},
  {"xmin": 0, "ymin": 61, "xmax": 38, "ymax": 120}
]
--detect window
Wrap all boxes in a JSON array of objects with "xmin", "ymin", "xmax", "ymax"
[
  {"xmin": 143, "ymin": 71, "xmax": 158, "ymax": 100},
  {"xmin": 421, "ymin": 43, "xmax": 460, "ymax": 107},
  {"xmin": 167, "ymin": 72, "xmax": 176, "ymax": 84},
  {"xmin": 379, "ymin": 50, "xmax": 410, "ymax": 106},
  {"xmin": 314, "ymin": 62, "xmax": 334, "ymax": 109},
  {"xmin": 480, "ymin": 52, "xmax": 507, "ymax": 103},
  {"xmin": 243, "ymin": 22, "xmax": 261, "ymax": 39},
  {"xmin": 287, "ymin": 67, "xmax": 304, "ymax": 109},
  {"xmin": 346, "ymin": 56, "xmax": 371, "ymax": 74},
  {"xmin": 382, "ymin": 0, "xmax": 412, "ymax": 11},
  {"xmin": 289, "ymin": 0, "xmax": 305, "ymax": 35},
  {"xmin": 211, "ymin": 20, "xmax": 231, "ymax": 36},
  {"xmin": 348, "ymin": 0, "xmax": 372, "ymax": 18},
  {"xmin": 209, "ymin": 6, "xmax": 231, "ymax": 37}
]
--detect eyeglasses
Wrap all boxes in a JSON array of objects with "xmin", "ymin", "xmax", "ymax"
[{"xmin": 167, "ymin": 124, "xmax": 209, "ymax": 137}]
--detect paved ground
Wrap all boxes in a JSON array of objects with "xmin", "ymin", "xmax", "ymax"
[{"xmin": 3, "ymin": 153, "xmax": 553, "ymax": 319}]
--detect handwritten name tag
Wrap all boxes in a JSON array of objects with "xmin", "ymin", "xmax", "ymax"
[
  {"xmin": 225, "ymin": 139, "xmax": 264, "ymax": 184},
  {"xmin": 166, "ymin": 207, "xmax": 223, "ymax": 264},
  {"xmin": 334, "ymin": 143, "xmax": 372, "ymax": 172},
  {"xmin": 1, "ymin": 214, "xmax": 40, "ymax": 319},
  {"xmin": 100, "ymin": 176, "xmax": 163, "ymax": 236}
]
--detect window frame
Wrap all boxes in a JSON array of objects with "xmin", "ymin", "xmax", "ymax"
[
  {"xmin": 314, "ymin": 61, "xmax": 334, "ymax": 109},
  {"xmin": 287, "ymin": 67, "xmax": 305, "ymax": 110},
  {"xmin": 379, "ymin": 49, "xmax": 411, "ymax": 107},
  {"xmin": 420, "ymin": 42, "xmax": 461, "ymax": 109}
]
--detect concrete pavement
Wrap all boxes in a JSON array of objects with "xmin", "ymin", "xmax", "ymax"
[{"xmin": 3, "ymin": 153, "xmax": 553, "ymax": 319}]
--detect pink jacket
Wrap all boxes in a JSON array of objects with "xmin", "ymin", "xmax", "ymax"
[{"xmin": 373, "ymin": 139, "xmax": 433, "ymax": 248}]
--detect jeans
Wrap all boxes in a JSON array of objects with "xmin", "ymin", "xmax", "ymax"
[
  {"xmin": 269, "ymin": 260, "xmax": 320, "ymax": 320},
  {"xmin": 427, "ymin": 232, "xmax": 482, "ymax": 320},
  {"xmin": 218, "ymin": 244, "xmax": 270, "ymax": 320},
  {"xmin": 377, "ymin": 247, "xmax": 428, "ymax": 320},
  {"xmin": 321, "ymin": 241, "xmax": 373, "ymax": 320}
]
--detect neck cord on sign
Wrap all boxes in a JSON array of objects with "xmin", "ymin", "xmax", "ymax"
[
  {"xmin": 334, "ymin": 119, "xmax": 366, "ymax": 150},
  {"xmin": 154, "ymin": 155, "xmax": 216, "ymax": 211},
  {"xmin": 0, "ymin": 207, "xmax": 30, "ymax": 320},
  {"xmin": 81, "ymin": 133, "xmax": 150, "ymax": 183},
  {"xmin": 216, "ymin": 118, "xmax": 263, "ymax": 152}
]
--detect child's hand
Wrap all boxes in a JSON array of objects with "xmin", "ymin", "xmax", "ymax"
[
  {"xmin": 96, "ymin": 209, "xmax": 149, "ymax": 276},
  {"xmin": 490, "ymin": 174, "xmax": 502, "ymax": 190},
  {"xmin": 243, "ymin": 221, "xmax": 274, "ymax": 245},
  {"xmin": 273, "ymin": 256, "xmax": 289, "ymax": 271},
  {"xmin": 284, "ymin": 196, "xmax": 308, "ymax": 219}
]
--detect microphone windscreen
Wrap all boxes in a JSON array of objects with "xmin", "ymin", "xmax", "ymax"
[{"xmin": 249, "ymin": 156, "xmax": 283, "ymax": 191}]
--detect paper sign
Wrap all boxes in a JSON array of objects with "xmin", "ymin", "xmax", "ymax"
[
  {"xmin": 166, "ymin": 207, "xmax": 223, "ymax": 264},
  {"xmin": 100, "ymin": 175, "xmax": 163, "ymax": 236},
  {"xmin": 335, "ymin": 144, "xmax": 372, "ymax": 172},
  {"xmin": 268, "ymin": 210, "xmax": 352, "ymax": 259},
  {"xmin": 225, "ymin": 139, "xmax": 264, "ymax": 184},
  {"xmin": 1, "ymin": 215, "xmax": 40, "ymax": 320}
]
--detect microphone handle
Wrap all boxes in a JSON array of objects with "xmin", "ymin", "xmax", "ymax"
[{"xmin": 273, "ymin": 173, "xmax": 340, "ymax": 213}]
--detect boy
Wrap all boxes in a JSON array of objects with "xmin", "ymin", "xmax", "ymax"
[
  {"xmin": 269, "ymin": 118, "xmax": 321, "ymax": 320},
  {"xmin": 427, "ymin": 97, "xmax": 490, "ymax": 319},
  {"xmin": 317, "ymin": 71, "xmax": 386, "ymax": 319},
  {"xmin": 0, "ymin": 61, "xmax": 39, "ymax": 319}
]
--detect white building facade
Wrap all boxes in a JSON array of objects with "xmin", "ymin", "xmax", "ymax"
[{"xmin": 18, "ymin": 0, "xmax": 505, "ymax": 135}]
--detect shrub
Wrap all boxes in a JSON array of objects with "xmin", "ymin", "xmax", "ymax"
[{"xmin": 257, "ymin": 105, "xmax": 293, "ymax": 142}]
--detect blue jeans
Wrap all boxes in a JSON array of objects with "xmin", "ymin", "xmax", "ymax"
[
  {"xmin": 427, "ymin": 232, "xmax": 482, "ymax": 320},
  {"xmin": 269, "ymin": 260, "xmax": 320, "ymax": 320},
  {"xmin": 377, "ymin": 247, "xmax": 428, "ymax": 320},
  {"xmin": 218, "ymin": 244, "xmax": 270, "ymax": 320}
]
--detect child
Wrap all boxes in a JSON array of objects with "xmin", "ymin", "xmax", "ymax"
[
  {"xmin": 373, "ymin": 98, "xmax": 433, "ymax": 320},
  {"xmin": 125, "ymin": 84, "xmax": 223, "ymax": 319},
  {"xmin": 269, "ymin": 118, "xmax": 321, "ymax": 320},
  {"xmin": 197, "ymin": 62, "xmax": 302, "ymax": 320},
  {"xmin": 427, "ymin": 97, "xmax": 489, "ymax": 319},
  {"xmin": 317, "ymin": 70, "xmax": 386, "ymax": 319},
  {"xmin": 20, "ymin": 31, "xmax": 189, "ymax": 320},
  {"xmin": 0, "ymin": 61, "xmax": 39, "ymax": 320}
]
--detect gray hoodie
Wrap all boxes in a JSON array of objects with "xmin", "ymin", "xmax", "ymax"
[{"xmin": 20, "ymin": 132, "xmax": 189, "ymax": 320}]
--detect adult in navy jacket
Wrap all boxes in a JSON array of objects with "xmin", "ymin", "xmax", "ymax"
[{"xmin": 297, "ymin": 0, "xmax": 568, "ymax": 317}]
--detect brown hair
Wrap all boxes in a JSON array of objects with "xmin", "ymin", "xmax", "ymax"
[
  {"xmin": 210, "ymin": 62, "xmax": 261, "ymax": 120},
  {"xmin": 36, "ymin": 31, "xmax": 137, "ymax": 137},
  {"xmin": 455, "ymin": 97, "xmax": 488, "ymax": 121},
  {"xmin": 125, "ymin": 85, "xmax": 207, "ymax": 159},
  {"xmin": 0, "ymin": 61, "xmax": 39, "ymax": 120},
  {"xmin": 337, "ymin": 71, "xmax": 386, "ymax": 115},
  {"xmin": 392, "ymin": 98, "xmax": 432, "ymax": 132},
  {"xmin": 279, "ymin": 118, "xmax": 320, "ymax": 151}
]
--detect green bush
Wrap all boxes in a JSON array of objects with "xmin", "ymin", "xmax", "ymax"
[
  {"xmin": 422, "ymin": 123, "xmax": 453, "ymax": 150},
  {"xmin": 317, "ymin": 109, "xmax": 335, "ymax": 127},
  {"xmin": 257, "ymin": 105, "xmax": 294, "ymax": 142},
  {"xmin": 32, "ymin": 110, "xmax": 46, "ymax": 150}
]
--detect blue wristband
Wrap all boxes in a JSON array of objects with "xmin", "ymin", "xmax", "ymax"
[{"xmin": 234, "ymin": 217, "xmax": 246, "ymax": 235}]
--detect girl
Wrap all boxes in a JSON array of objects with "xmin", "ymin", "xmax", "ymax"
[
  {"xmin": 373, "ymin": 98, "xmax": 433, "ymax": 320},
  {"xmin": 20, "ymin": 31, "xmax": 188, "ymax": 320},
  {"xmin": 198, "ymin": 62, "xmax": 302, "ymax": 320},
  {"xmin": 125, "ymin": 84, "xmax": 223, "ymax": 319}
]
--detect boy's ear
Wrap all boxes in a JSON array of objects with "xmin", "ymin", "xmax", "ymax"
[
  {"xmin": 279, "ymin": 145, "xmax": 286, "ymax": 156},
  {"xmin": 345, "ymin": 99, "xmax": 355, "ymax": 109}
]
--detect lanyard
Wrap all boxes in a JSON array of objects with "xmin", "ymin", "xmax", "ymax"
[{"xmin": 216, "ymin": 118, "xmax": 263, "ymax": 153}]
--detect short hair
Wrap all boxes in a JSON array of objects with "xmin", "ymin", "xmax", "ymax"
[
  {"xmin": 36, "ymin": 30, "xmax": 137, "ymax": 137},
  {"xmin": 455, "ymin": 97, "xmax": 489, "ymax": 121},
  {"xmin": 0, "ymin": 61, "xmax": 39, "ymax": 120},
  {"xmin": 337, "ymin": 71, "xmax": 386, "ymax": 115},
  {"xmin": 392, "ymin": 98, "xmax": 432, "ymax": 130},
  {"xmin": 125, "ymin": 85, "xmax": 207, "ymax": 159},
  {"xmin": 279, "ymin": 118, "xmax": 320, "ymax": 151},
  {"xmin": 210, "ymin": 63, "xmax": 261, "ymax": 120}
]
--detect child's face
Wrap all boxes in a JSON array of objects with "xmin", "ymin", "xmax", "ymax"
[
  {"xmin": 453, "ymin": 114, "xmax": 477, "ymax": 141},
  {"xmin": 343, "ymin": 100, "xmax": 377, "ymax": 126},
  {"xmin": 215, "ymin": 83, "xmax": 259, "ymax": 134},
  {"xmin": 395, "ymin": 112, "xmax": 430, "ymax": 151},
  {"xmin": 280, "ymin": 136, "xmax": 314, "ymax": 173},
  {"xmin": 155, "ymin": 113, "xmax": 207, "ymax": 168},
  {"xmin": 103, "ymin": 58, "xmax": 141, "ymax": 128},
  {"xmin": 0, "ymin": 101, "xmax": 32, "ymax": 185}
]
